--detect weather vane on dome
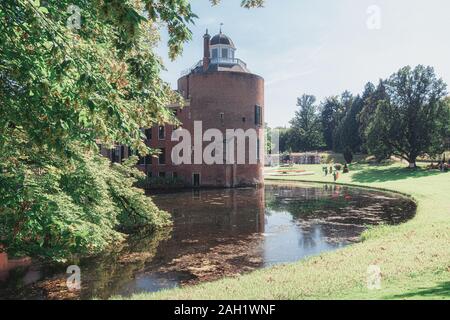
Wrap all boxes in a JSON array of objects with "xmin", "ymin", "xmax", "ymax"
[{"xmin": 219, "ymin": 22, "xmax": 224, "ymax": 33}]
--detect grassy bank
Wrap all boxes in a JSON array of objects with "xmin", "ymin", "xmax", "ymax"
[{"xmin": 118, "ymin": 162, "xmax": 450, "ymax": 300}]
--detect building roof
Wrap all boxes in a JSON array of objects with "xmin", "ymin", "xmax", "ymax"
[{"xmin": 210, "ymin": 33, "xmax": 235, "ymax": 48}]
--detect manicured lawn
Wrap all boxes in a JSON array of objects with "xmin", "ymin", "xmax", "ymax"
[{"xmin": 117, "ymin": 162, "xmax": 450, "ymax": 300}]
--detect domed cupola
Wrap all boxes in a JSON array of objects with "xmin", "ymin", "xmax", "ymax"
[
  {"xmin": 210, "ymin": 33, "xmax": 236, "ymax": 48},
  {"xmin": 209, "ymin": 31, "xmax": 236, "ymax": 62},
  {"xmin": 181, "ymin": 28, "xmax": 249, "ymax": 75}
]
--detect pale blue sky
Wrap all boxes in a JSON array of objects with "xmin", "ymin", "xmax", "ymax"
[{"xmin": 156, "ymin": 0, "xmax": 450, "ymax": 127}]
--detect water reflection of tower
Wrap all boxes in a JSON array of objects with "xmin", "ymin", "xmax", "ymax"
[
  {"xmin": 162, "ymin": 187, "xmax": 266, "ymax": 237},
  {"xmin": 148, "ymin": 187, "xmax": 266, "ymax": 266},
  {"xmin": 227, "ymin": 187, "xmax": 265, "ymax": 234}
]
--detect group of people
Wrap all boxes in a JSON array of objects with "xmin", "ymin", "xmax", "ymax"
[
  {"xmin": 323, "ymin": 163, "xmax": 351, "ymax": 182},
  {"xmin": 430, "ymin": 161, "xmax": 450, "ymax": 172},
  {"xmin": 429, "ymin": 160, "xmax": 449, "ymax": 172},
  {"xmin": 323, "ymin": 165, "xmax": 341, "ymax": 181}
]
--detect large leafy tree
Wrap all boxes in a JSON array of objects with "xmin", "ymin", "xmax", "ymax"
[
  {"xmin": 320, "ymin": 96, "xmax": 341, "ymax": 150},
  {"xmin": 357, "ymin": 81, "xmax": 388, "ymax": 152},
  {"xmin": 366, "ymin": 65, "xmax": 449, "ymax": 167},
  {"xmin": 332, "ymin": 91, "xmax": 353, "ymax": 152},
  {"xmin": 334, "ymin": 95, "xmax": 364, "ymax": 153},
  {"xmin": 0, "ymin": 0, "xmax": 196, "ymax": 260},
  {"xmin": 289, "ymin": 94, "xmax": 325, "ymax": 151}
]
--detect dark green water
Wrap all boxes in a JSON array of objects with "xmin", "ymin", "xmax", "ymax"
[{"xmin": 0, "ymin": 182, "xmax": 415, "ymax": 299}]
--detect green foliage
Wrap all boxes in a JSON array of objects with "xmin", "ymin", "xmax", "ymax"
[
  {"xmin": 334, "ymin": 95, "xmax": 364, "ymax": 153},
  {"xmin": 0, "ymin": 0, "xmax": 195, "ymax": 157},
  {"xmin": 0, "ymin": 149, "xmax": 170, "ymax": 261},
  {"xmin": 365, "ymin": 65, "xmax": 449, "ymax": 166},
  {"xmin": 358, "ymin": 81, "xmax": 387, "ymax": 151},
  {"xmin": 331, "ymin": 91, "xmax": 354, "ymax": 152},
  {"xmin": 0, "ymin": 0, "xmax": 194, "ymax": 260},
  {"xmin": 211, "ymin": 0, "xmax": 265, "ymax": 8},
  {"xmin": 320, "ymin": 96, "xmax": 341, "ymax": 150},
  {"xmin": 313, "ymin": 65, "xmax": 448, "ymax": 167},
  {"xmin": 319, "ymin": 92, "xmax": 359, "ymax": 152},
  {"xmin": 288, "ymin": 94, "xmax": 325, "ymax": 151}
]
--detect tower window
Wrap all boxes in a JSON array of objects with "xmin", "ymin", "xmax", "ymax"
[{"xmin": 254, "ymin": 105, "xmax": 262, "ymax": 126}]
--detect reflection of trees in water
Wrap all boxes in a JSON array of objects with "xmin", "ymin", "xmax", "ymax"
[
  {"xmin": 0, "ymin": 228, "xmax": 172, "ymax": 300},
  {"xmin": 265, "ymin": 184, "xmax": 416, "ymax": 245},
  {"xmin": 265, "ymin": 184, "xmax": 414, "ymax": 224},
  {"xmin": 265, "ymin": 184, "xmax": 350, "ymax": 218},
  {"xmin": 74, "ymin": 228, "xmax": 172, "ymax": 299},
  {"xmin": 295, "ymin": 224, "xmax": 321, "ymax": 249}
]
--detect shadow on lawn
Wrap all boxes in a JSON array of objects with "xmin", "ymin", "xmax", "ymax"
[
  {"xmin": 385, "ymin": 281, "xmax": 450, "ymax": 299},
  {"xmin": 351, "ymin": 166, "xmax": 443, "ymax": 183}
]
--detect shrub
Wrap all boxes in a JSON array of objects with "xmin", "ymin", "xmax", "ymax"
[{"xmin": 0, "ymin": 152, "xmax": 171, "ymax": 262}]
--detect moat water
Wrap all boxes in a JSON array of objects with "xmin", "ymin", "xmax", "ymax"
[{"xmin": 0, "ymin": 182, "xmax": 416, "ymax": 299}]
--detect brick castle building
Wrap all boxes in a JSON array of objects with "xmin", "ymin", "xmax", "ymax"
[{"xmin": 103, "ymin": 30, "xmax": 264, "ymax": 187}]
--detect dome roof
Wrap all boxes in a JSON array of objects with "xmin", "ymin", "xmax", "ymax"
[{"xmin": 210, "ymin": 33, "xmax": 235, "ymax": 48}]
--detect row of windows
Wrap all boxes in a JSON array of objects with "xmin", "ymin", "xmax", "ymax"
[
  {"xmin": 106, "ymin": 145, "xmax": 166, "ymax": 165},
  {"xmin": 144, "ymin": 126, "xmax": 165, "ymax": 140},
  {"xmin": 138, "ymin": 148, "xmax": 165, "ymax": 165},
  {"xmin": 113, "ymin": 137, "xmax": 261, "ymax": 164},
  {"xmin": 143, "ymin": 106, "xmax": 261, "ymax": 140},
  {"xmin": 211, "ymin": 48, "xmax": 235, "ymax": 60},
  {"xmin": 108, "ymin": 137, "xmax": 260, "ymax": 165}
]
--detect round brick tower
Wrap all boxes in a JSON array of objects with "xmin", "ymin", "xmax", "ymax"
[{"xmin": 174, "ymin": 30, "xmax": 265, "ymax": 187}]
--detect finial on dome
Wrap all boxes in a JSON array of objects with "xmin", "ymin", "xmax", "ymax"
[{"xmin": 219, "ymin": 22, "xmax": 223, "ymax": 34}]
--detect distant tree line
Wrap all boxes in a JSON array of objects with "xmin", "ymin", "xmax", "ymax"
[{"xmin": 276, "ymin": 65, "xmax": 450, "ymax": 167}]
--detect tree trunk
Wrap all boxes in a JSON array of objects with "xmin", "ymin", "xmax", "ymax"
[{"xmin": 408, "ymin": 156, "xmax": 417, "ymax": 168}]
